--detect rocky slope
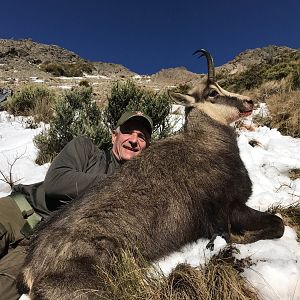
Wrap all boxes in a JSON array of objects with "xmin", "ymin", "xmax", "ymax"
[
  {"xmin": 216, "ymin": 45, "xmax": 298, "ymax": 76},
  {"xmin": 0, "ymin": 39, "xmax": 136, "ymax": 100},
  {"xmin": 0, "ymin": 39, "xmax": 134, "ymax": 77},
  {"xmin": 0, "ymin": 39, "xmax": 298, "ymax": 102}
]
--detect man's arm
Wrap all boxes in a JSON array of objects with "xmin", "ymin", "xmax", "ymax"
[{"xmin": 43, "ymin": 136, "xmax": 107, "ymax": 202}]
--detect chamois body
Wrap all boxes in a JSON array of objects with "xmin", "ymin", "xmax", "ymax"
[{"xmin": 18, "ymin": 50, "xmax": 284, "ymax": 300}]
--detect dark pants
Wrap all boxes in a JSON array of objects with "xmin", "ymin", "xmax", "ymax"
[
  {"xmin": 0, "ymin": 196, "xmax": 28, "ymax": 300},
  {"xmin": 0, "ymin": 246, "xmax": 26, "ymax": 300}
]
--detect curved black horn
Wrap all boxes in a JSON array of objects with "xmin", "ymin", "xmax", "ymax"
[{"xmin": 193, "ymin": 49, "xmax": 215, "ymax": 83}]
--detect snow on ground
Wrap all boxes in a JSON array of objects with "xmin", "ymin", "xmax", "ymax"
[
  {"xmin": 0, "ymin": 111, "xmax": 49, "ymax": 195},
  {"xmin": 82, "ymin": 73, "xmax": 111, "ymax": 80},
  {"xmin": 57, "ymin": 85, "xmax": 73, "ymax": 89},
  {"xmin": 29, "ymin": 77, "xmax": 44, "ymax": 83},
  {"xmin": 0, "ymin": 110, "xmax": 300, "ymax": 300},
  {"xmin": 157, "ymin": 113, "xmax": 300, "ymax": 299}
]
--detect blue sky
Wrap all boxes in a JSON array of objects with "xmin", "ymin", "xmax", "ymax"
[{"xmin": 1, "ymin": 0, "xmax": 299, "ymax": 74}]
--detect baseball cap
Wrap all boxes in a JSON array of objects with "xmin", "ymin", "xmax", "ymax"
[{"xmin": 116, "ymin": 111, "xmax": 153, "ymax": 136}]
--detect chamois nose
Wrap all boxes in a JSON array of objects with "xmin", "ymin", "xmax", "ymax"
[{"xmin": 244, "ymin": 99, "xmax": 254, "ymax": 109}]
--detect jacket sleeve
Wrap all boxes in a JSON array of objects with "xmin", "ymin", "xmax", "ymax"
[{"xmin": 43, "ymin": 136, "xmax": 106, "ymax": 202}]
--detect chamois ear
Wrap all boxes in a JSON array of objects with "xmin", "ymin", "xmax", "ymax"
[{"xmin": 168, "ymin": 90, "xmax": 196, "ymax": 107}]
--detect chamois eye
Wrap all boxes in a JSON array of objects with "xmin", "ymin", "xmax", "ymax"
[{"xmin": 208, "ymin": 90, "xmax": 218, "ymax": 98}]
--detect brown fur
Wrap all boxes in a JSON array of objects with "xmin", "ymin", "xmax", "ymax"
[{"xmin": 17, "ymin": 50, "xmax": 284, "ymax": 300}]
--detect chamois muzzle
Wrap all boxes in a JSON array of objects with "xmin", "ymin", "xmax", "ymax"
[{"xmin": 240, "ymin": 99, "xmax": 254, "ymax": 117}]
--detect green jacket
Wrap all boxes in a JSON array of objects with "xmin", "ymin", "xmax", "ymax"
[{"xmin": 13, "ymin": 137, "xmax": 121, "ymax": 219}]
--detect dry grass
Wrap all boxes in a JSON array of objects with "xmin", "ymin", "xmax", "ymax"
[
  {"xmin": 244, "ymin": 75, "xmax": 300, "ymax": 133},
  {"xmin": 28, "ymin": 95, "xmax": 57, "ymax": 124},
  {"xmin": 251, "ymin": 114, "xmax": 272, "ymax": 128},
  {"xmin": 86, "ymin": 246, "xmax": 259, "ymax": 300},
  {"xmin": 200, "ymin": 246, "xmax": 258, "ymax": 300},
  {"xmin": 269, "ymin": 202, "xmax": 300, "ymax": 241},
  {"xmin": 248, "ymin": 79, "xmax": 286, "ymax": 103},
  {"xmin": 91, "ymin": 250, "xmax": 162, "ymax": 300},
  {"xmin": 267, "ymin": 89, "xmax": 300, "ymax": 138}
]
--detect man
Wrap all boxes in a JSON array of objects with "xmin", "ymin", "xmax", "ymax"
[{"xmin": 0, "ymin": 110, "xmax": 153, "ymax": 300}]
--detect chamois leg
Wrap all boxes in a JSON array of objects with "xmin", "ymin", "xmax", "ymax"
[
  {"xmin": 229, "ymin": 204, "xmax": 284, "ymax": 244},
  {"xmin": 18, "ymin": 237, "xmax": 121, "ymax": 300},
  {"xmin": 23, "ymin": 255, "xmax": 105, "ymax": 300},
  {"xmin": 206, "ymin": 232, "xmax": 231, "ymax": 250}
]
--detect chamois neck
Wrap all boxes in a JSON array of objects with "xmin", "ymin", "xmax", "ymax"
[
  {"xmin": 200, "ymin": 103, "xmax": 229, "ymax": 125},
  {"xmin": 185, "ymin": 108, "xmax": 227, "ymax": 133},
  {"xmin": 184, "ymin": 109, "xmax": 211, "ymax": 133}
]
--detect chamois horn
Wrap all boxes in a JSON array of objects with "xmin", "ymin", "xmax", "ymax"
[{"xmin": 193, "ymin": 49, "xmax": 215, "ymax": 83}]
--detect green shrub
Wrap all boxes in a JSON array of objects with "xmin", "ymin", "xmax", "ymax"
[
  {"xmin": 34, "ymin": 81, "xmax": 172, "ymax": 164},
  {"xmin": 79, "ymin": 79, "xmax": 90, "ymax": 87},
  {"xmin": 5, "ymin": 84, "xmax": 57, "ymax": 123},
  {"xmin": 235, "ymin": 64, "xmax": 265, "ymax": 90},
  {"xmin": 40, "ymin": 61, "xmax": 94, "ymax": 77},
  {"xmin": 106, "ymin": 80, "xmax": 172, "ymax": 139},
  {"xmin": 225, "ymin": 63, "xmax": 292, "ymax": 92},
  {"xmin": 221, "ymin": 50, "xmax": 300, "ymax": 93},
  {"xmin": 40, "ymin": 62, "xmax": 64, "ymax": 76},
  {"xmin": 291, "ymin": 67, "xmax": 300, "ymax": 90},
  {"xmin": 34, "ymin": 86, "xmax": 110, "ymax": 164}
]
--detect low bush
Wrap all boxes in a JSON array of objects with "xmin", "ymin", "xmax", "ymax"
[
  {"xmin": 34, "ymin": 81, "xmax": 172, "ymax": 164},
  {"xmin": 106, "ymin": 80, "xmax": 172, "ymax": 139},
  {"xmin": 5, "ymin": 84, "xmax": 57, "ymax": 123},
  {"xmin": 40, "ymin": 61, "xmax": 94, "ymax": 77},
  {"xmin": 291, "ymin": 67, "xmax": 300, "ymax": 90},
  {"xmin": 79, "ymin": 79, "xmax": 90, "ymax": 87},
  {"xmin": 34, "ymin": 86, "xmax": 110, "ymax": 164}
]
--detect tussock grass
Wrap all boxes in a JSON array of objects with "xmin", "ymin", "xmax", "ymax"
[
  {"xmin": 249, "ymin": 80, "xmax": 287, "ymax": 103},
  {"xmin": 89, "ymin": 246, "xmax": 259, "ymax": 300},
  {"xmin": 201, "ymin": 246, "xmax": 258, "ymax": 300},
  {"xmin": 269, "ymin": 202, "xmax": 300, "ymax": 241},
  {"xmin": 92, "ymin": 250, "xmax": 161, "ymax": 300},
  {"xmin": 267, "ymin": 90, "xmax": 300, "ymax": 138}
]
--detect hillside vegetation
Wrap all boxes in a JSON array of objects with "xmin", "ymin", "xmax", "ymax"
[
  {"xmin": 1, "ymin": 40, "xmax": 299, "ymax": 137},
  {"xmin": 217, "ymin": 46, "xmax": 300, "ymax": 137},
  {"xmin": 1, "ymin": 40, "xmax": 300, "ymax": 300},
  {"xmin": 219, "ymin": 46, "xmax": 300, "ymax": 92}
]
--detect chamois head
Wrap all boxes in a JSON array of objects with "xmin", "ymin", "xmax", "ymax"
[{"xmin": 169, "ymin": 49, "xmax": 254, "ymax": 125}]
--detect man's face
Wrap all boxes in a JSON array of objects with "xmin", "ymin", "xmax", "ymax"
[{"xmin": 112, "ymin": 118, "xmax": 151, "ymax": 162}]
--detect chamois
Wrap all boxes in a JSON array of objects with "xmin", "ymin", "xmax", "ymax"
[{"xmin": 18, "ymin": 49, "xmax": 284, "ymax": 300}]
